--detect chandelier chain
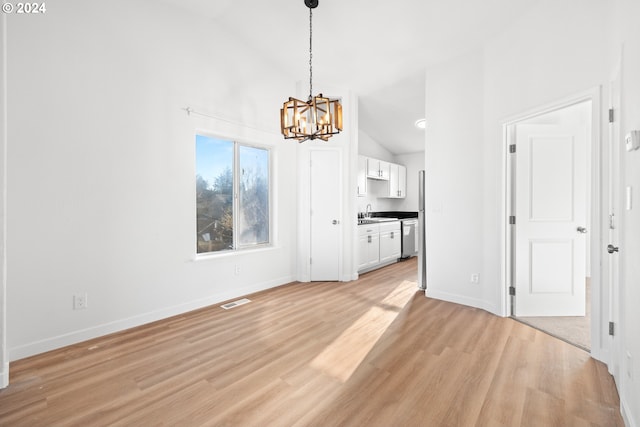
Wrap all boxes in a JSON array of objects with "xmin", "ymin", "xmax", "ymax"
[{"xmin": 309, "ymin": 7, "xmax": 313, "ymax": 100}]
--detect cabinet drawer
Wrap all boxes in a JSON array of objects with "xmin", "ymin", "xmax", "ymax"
[
  {"xmin": 378, "ymin": 221, "xmax": 400, "ymax": 233},
  {"xmin": 358, "ymin": 224, "xmax": 379, "ymax": 236}
]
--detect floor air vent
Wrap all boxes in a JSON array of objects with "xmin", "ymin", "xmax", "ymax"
[{"xmin": 220, "ymin": 298, "xmax": 251, "ymax": 310}]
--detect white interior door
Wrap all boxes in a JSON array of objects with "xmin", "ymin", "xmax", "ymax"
[
  {"xmin": 514, "ymin": 122, "xmax": 588, "ymax": 316},
  {"xmin": 310, "ymin": 149, "xmax": 341, "ymax": 281}
]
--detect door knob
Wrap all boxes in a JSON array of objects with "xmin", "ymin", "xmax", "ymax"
[
  {"xmin": 577, "ymin": 226, "xmax": 588, "ymax": 234},
  {"xmin": 607, "ymin": 244, "xmax": 619, "ymax": 254}
]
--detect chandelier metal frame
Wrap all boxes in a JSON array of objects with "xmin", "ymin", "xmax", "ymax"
[{"xmin": 280, "ymin": 0, "xmax": 343, "ymax": 142}]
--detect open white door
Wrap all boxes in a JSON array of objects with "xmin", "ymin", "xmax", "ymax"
[
  {"xmin": 514, "ymin": 122, "xmax": 588, "ymax": 316},
  {"xmin": 310, "ymin": 149, "xmax": 341, "ymax": 281}
]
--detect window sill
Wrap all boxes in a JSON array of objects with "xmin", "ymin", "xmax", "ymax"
[{"xmin": 193, "ymin": 244, "xmax": 277, "ymax": 262}]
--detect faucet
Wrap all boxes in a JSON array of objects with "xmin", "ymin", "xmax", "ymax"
[{"xmin": 366, "ymin": 204, "xmax": 372, "ymax": 218}]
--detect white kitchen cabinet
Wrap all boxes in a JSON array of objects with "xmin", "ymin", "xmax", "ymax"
[
  {"xmin": 358, "ymin": 221, "xmax": 401, "ymax": 272},
  {"xmin": 357, "ymin": 155, "xmax": 367, "ymax": 196},
  {"xmin": 358, "ymin": 224, "xmax": 380, "ymax": 271},
  {"xmin": 387, "ymin": 163, "xmax": 407, "ymax": 198},
  {"xmin": 366, "ymin": 158, "xmax": 390, "ymax": 180},
  {"xmin": 379, "ymin": 222, "xmax": 401, "ymax": 263},
  {"xmin": 398, "ymin": 164, "xmax": 406, "ymax": 197}
]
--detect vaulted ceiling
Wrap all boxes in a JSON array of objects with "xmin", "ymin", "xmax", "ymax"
[{"xmin": 161, "ymin": 0, "xmax": 539, "ymax": 154}]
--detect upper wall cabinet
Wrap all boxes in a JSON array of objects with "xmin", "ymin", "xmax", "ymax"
[
  {"xmin": 366, "ymin": 158, "xmax": 390, "ymax": 180},
  {"xmin": 387, "ymin": 163, "xmax": 406, "ymax": 198},
  {"xmin": 359, "ymin": 155, "xmax": 407, "ymax": 199},
  {"xmin": 357, "ymin": 155, "xmax": 367, "ymax": 197}
]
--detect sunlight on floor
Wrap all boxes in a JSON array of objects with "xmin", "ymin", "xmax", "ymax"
[{"xmin": 310, "ymin": 279, "xmax": 417, "ymax": 382}]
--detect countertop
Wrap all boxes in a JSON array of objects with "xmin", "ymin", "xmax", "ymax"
[
  {"xmin": 370, "ymin": 211, "xmax": 418, "ymax": 219},
  {"xmin": 357, "ymin": 211, "xmax": 418, "ymax": 225}
]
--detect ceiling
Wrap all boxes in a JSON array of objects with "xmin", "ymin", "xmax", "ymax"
[{"xmin": 161, "ymin": 0, "xmax": 538, "ymax": 154}]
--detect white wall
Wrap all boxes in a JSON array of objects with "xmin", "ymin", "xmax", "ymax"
[
  {"xmin": 425, "ymin": 0, "xmax": 639, "ymax": 423},
  {"xmin": 359, "ymin": 129, "xmax": 394, "ymax": 161},
  {"xmin": 426, "ymin": 0, "xmax": 612, "ymax": 316},
  {"xmin": 6, "ymin": 1, "xmax": 298, "ymax": 360},
  {"xmin": 482, "ymin": 0, "xmax": 612, "ymax": 315},
  {"xmin": 425, "ymin": 48, "xmax": 487, "ymax": 310},
  {"xmin": 616, "ymin": 0, "xmax": 640, "ymax": 423}
]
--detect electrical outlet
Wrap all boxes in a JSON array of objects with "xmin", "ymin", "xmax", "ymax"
[
  {"xmin": 73, "ymin": 293, "xmax": 88, "ymax": 310},
  {"xmin": 234, "ymin": 264, "xmax": 241, "ymax": 276},
  {"xmin": 470, "ymin": 274, "xmax": 479, "ymax": 284}
]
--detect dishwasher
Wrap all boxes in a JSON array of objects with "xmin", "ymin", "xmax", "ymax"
[{"xmin": 400, "ymin": 219, "xmax": 418, "ymax": 258}]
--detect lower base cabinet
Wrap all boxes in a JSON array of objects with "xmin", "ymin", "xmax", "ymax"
[
  {"xmin": 358, "ymin": 221, "xmax": 401, "ymax": 273},
  {"xmin": 379, "ymin": 223, "xmax": 401, "ymax": 263},
  {"xmin": 358, "ymin": 224, "xmax": 380, "ymax": 271}
]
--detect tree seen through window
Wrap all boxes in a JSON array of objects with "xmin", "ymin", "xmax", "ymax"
[{"xmin": 196, "ymin": 135, "xmax": 269, "ymax": 253}]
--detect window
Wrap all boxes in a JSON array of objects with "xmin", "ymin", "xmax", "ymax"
[{"xmin": 195, "ymin": 135, "xmax": 270, "ymax": 254}]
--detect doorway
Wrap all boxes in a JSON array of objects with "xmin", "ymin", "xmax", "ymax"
[{"xmin": 506, "ymin": 99, "xmax": 593, "ymax": 351}]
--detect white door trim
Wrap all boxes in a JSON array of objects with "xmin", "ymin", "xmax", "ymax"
[
  {"xmin": 605, "ymin": 56, "xmax": 622, "ymax": 381},
  {"xmin": 1, "ymin": 14, "xmax": 8, "ymax": 388},
  {"xmin": 500, "ymin": 87, "xmax": 608, "ymax": 362}
]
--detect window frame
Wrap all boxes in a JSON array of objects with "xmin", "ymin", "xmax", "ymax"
[{"xmin": 195, "ymin": 132, "xmax": 273, "ymax": 256}]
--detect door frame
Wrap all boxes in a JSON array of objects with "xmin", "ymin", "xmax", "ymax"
[
  {"xmin": 500, "ymin": 87, "xmax": 609, "ymax": 362},
  {"xmin": 606, "ymin": 57, "xmax": 622, "ymax": 380},
  {"xmin": 1, "ymin": 13, "xmax": 7, "ymax": 388}
]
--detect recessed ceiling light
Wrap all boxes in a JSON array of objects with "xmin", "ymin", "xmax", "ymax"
[{"xmin": 414, "ymin": 118, "xmax": 426, "ymax": 129}]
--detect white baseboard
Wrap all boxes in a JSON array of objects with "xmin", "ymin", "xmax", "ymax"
[
  {"xmin": 345, "ymin": 273, "xmax": 359, "ymax": 281},
  {"xmin": 0, "ymin": 361, "xmax": 8, "ymax": 389},
  {"xmin": 9, "ymin": 275, "xmax": 294, "ymax": 361},
  {"xmin": 426, "ymin": 289, "xmax": 499, "ymax": 316},
  {"xmin": 621, "ymin": 395, "xmax": 638, "ymax": 427}
]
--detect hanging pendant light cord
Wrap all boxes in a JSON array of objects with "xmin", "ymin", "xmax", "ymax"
[{"xmin": 308, "ymin": 7, "xmax": 313, "ymax": 101}]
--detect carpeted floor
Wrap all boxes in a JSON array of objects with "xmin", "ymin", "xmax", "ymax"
[{"xmin": 514, "ymin": 279, "xmax": 590, "ymax": 352}]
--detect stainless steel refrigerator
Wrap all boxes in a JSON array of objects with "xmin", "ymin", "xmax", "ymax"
[{"xmin": 418, "ymin": 170, "xmax": 427, "ymax": 290}]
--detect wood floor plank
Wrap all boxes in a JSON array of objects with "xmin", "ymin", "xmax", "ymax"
[{"xmin": 0, "ymin": 258, "xmax": 624, "ymax": 426}]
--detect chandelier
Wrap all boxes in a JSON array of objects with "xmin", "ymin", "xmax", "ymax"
[{"xmin": 280, "ymin": 0, "xmax": 343, "ymax": 142}]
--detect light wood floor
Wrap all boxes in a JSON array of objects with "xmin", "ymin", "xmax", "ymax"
[{"xmin": 0, "ymin": 258, "xmax": 623, "ymax": 426}]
